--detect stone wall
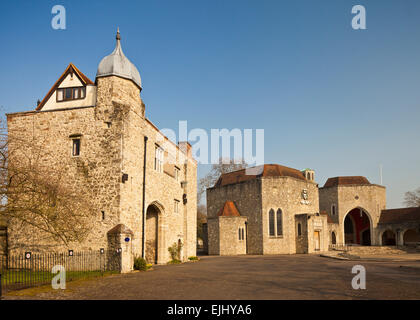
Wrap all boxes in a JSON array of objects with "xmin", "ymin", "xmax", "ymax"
[
  {"xmin": 218, "ymin": 216, "xmax": 247, "ymax": 255},
  {"xmin": 261, "ymin": 177, "xmax": 320, "ymax": 254},
  {"xmin": 6, "ymin": 75, "xmax": 197, "ymax": 268},
  {"xmin": 207, "ymin": 218, "xmax": 220, "ymax": 255},
  {"xmin": 207, "ymin": 179, "xmax": 262, "ymax": 254},
  {"xmin": 7, "ymin": 105, "xmax": 122, "ymax": 254},
  {"xmin": 319, "ymin": 184, "xmax": 386, "ymax": 245}
]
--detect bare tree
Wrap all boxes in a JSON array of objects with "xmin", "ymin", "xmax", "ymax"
[
  {"xmin": 198, "ymin": 158, "xmax": 248, "ymax": 203},
  {"xmin": 404, "ymin": 188, "xmax": 420, "ymax": 207},
  {"xmin": 0, "ymin": 115, "xmax": 96, "ymax": 245}
]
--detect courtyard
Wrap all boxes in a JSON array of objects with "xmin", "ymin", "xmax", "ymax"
[{"xmin": 4, "ymin": 254, "xmax": 420, "ymax": 300}]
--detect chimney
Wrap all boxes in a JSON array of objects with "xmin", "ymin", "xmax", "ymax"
[{"xmin": 178, "ymin": 141, "xmax": 192, "ymax": 158}]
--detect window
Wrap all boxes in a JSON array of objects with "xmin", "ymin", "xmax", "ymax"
[
  {"xmin": 238, "ymin": 228, "xmax": 245, "ymax": 241},
  {"xmin": 57, "ymin": 89, "xmax": 63, "ymax": 101},
  {"xmin": 276, "ymin": 209, "xmax": 283, "ymax": 236},
  {"xmin": 331, "ymin": 232, "xmax": 336, "ymax": 245},
  {"xmin": 269, "ymin": 209, "xmax": 275, "ymax": 236},
  {"xmin": 298, "ymin": 223, "xmax": 302, "ymax": 236},
  {"xmin": 332, "ymin": 205, "xmax": 336, "ymax": 216},
  {"xmin": 101, "ymin": 211, "xmax": 105, "ymax": 221},
  {"xmin": 269, "ymin": 208, "xmax": 284, "ymax": 237},
  {"xmin": 154, "ymin": 145, "xmax": 164, "ymax": 172},
  {"xmin": 57, "ymin": 87, "xmax": 86, "ymax": 102},
  {"xmin": 174, "ymin": 167, "xmax": 180, "ymax": 182},
  {"xmin": 72, "ymin": 139, "xmax": 80, "ymax": 156},
  {"xmin": 174, "ymin": 200, "xmax": 179, "ymax": 214}
]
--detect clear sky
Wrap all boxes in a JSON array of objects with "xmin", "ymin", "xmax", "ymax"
[{"xmin": 1, "ymin": 0, "xmax": 419, "ymax": 208}]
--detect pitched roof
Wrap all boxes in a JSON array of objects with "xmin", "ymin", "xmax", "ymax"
[
  {"xmin": 323, "ymin": 176, "xmax": 371, "ymax": 188},
  {"xmin": 107, "ymin": 223, "xmax": 134, "ymax": 235},
  {"xmin": 217, "ymin": 201, "xmax": 241, "ymax": 217},
  {"xmin": 36, "ymin": 63, "xmax": 94, "ymax": 111},
  {"xmin": 214, "ymin": 164, "xmax": 307, "ymax": 188},
  {"xmin": 378, "ymin": 207, "xmax": 420, "ymax": 224}
]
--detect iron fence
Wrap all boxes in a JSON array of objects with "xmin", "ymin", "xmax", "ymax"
[{"xmin": 0, "ymin": 249, "xmax": 121, "ymax": 295}]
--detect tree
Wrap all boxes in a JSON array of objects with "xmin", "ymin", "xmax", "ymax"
[
  {"xmin": 198, "ymin": 158, "xmax": 248, "ymax": 203},
  {"xmin": 404, "ymin": 188, "xmax": 420, "ymax": 207},
  {"xmin": 0, "ymin": 115, "xmax": 96, "ymax": 245}
]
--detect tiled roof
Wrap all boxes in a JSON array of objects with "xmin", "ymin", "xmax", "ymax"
[
  {"xmin": 217, "ymin": 201, "xmax": 241, "ymax": 217},
  {"xmin": 323, "ymin": 176, "xmax": 371, "ymax": 188},
  {"xmin": 378, "ymin": 207, "xmax": 420, "ymax": 224},
  {"xmin": 214, "ymin": 164, "xmax": 307, "ymax": 188}
]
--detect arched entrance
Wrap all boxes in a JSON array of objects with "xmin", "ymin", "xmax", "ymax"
[
  {"xmin": 381, "ymin": 230, "xmax": 396, "ymax": 245},
  {"xmin": 403, "ymin": 229, "xmax": 420, "ymax": 246},
  {"xmin": 331, "ymin": 231, "xmax": 336, "ymax": 245},
  {"xmin": 145, "ymin": 203, "xmax": 161, "ymax": 264},
  {"xmin": 343, "ymin": 208, "xmax": 372, "ymax": 245}
]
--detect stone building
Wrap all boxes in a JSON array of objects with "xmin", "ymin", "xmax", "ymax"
[
  {"xmin": 206, "ymin": 165, "xmax": 329, "ymax": 255},
  {"xmin": 5, "ymin": 30, "xmax": 197, "ymax": 270},
  {"xmin": 206, "ymin": 164, "xmax": 420, "ymax": 255}
]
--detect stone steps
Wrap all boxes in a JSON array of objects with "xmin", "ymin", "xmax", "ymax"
[{"xmin": 342, "ymin": 246, "xmax": 419, "ymax": 255}]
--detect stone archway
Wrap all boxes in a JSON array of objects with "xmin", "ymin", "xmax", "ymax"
[
  {"xmin": 343, "ymin": 208, "xmax": 372, "ymax": 246},
  {"xmin": 381, "ymin": 229, "xmax": 396, "ymax": 246},
  {"xmin": 145, "ymin": 203, "xmax": 162, "ymax": 264},
  {"xmin": 403, "ymin": 229, "xmax": 420, "ymax": 246},
  {"xmin": 331, "ymin": 231, "xmax": 337, "ymax": 245}
]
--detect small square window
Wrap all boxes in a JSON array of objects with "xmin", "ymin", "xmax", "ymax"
[{"xmin": 72, "ymin": 139, "xmax": 81, "ymax": 156}]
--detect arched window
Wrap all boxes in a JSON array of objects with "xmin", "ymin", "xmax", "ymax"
[
  {"xmin": 298, "ymin": 223, "xmax": 302, "ymax": 236},
  {"xmin": 276, "ymin": 209, "xmax": 283, "ymax": 236},
  {"xmin": 239, "ymin": 228, "xmax": 241, "ymax": 240},
  {"xmin": 241, "ymin": 228, "xmax": 245, "ymax": 241},
  {"xmin": 331, "ymin": 232, "xmax": 336, "ymax": 244},
  {"xmin": 269, "ymin": 209, "xmax": 275, "ymax": 236}
]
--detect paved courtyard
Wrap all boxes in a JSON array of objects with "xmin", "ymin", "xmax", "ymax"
[{"xmin": 5, "ymin": 254, "xmax": 420, "ymax": 300}]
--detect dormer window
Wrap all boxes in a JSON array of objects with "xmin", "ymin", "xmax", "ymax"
[{"xmin": 57, "ymin": 87, "xmax": 86, "ymax": 102}]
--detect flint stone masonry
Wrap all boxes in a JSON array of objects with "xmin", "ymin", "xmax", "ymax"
[
  {"xmin": 207, "ymin": 173, "xmax": 329, "ymax": 255},
  {"xmin": 6, "ymin": 70, "xmax": 197, "ymax": 271},
  {"xmin": 319, "ymin": 184, "xmax": 386, "ymax": 246}
]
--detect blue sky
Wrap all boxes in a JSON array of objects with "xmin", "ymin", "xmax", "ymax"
[{"xmin": 1, "ymin": 0, "xmax": 419, "ymax": 208}]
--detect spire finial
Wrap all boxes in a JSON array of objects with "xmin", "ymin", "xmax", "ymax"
[{"xmin": 116, "ymin": 27, "xmax": 121, "ymax": 41}]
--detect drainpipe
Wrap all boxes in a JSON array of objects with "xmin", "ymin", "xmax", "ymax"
[{"xmin": 141, "ymin": 136, "xmax": 148, "ymax": 258}]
